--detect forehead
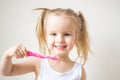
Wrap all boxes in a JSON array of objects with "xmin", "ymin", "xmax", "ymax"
[{"xmin": 45, "ymin": 15, "xmax": 77, "ymax": 31}]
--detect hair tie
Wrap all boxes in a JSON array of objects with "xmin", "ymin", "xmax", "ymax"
[{"xmin": 74, "ymin": 11, "xmax": 80, "ymax": 17}]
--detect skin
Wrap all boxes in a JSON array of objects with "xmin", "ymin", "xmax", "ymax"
[
  {"xmin": 46, "ymin": 15, "xmax": 76, "ymax": 73},
  {"xmin": 0, "ymin": 44, "xmax": 40, "ymax": 79},
  {"xmin": 0, "ymin": 15, "xmax": 86, "ymax": 80}
]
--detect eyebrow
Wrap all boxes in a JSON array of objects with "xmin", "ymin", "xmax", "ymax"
[
  {"xmin": 47, "ymin": 28, "xmax": 74, "ymax": 33},
  {"xmin": 47, "ymin": 31, "xmax": 73, "ymax": 34}
]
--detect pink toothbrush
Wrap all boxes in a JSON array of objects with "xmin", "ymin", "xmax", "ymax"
[{"xmin": 27, "ymin": 51, "xmax": 58, "ymax": 61}]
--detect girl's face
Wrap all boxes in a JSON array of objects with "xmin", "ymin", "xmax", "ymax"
[{"xmin": 45, "ymin": 15, "xmax": 77, "ymax": 56}]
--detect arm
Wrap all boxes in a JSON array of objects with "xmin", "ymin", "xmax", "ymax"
[
  {"xmin": 81, "ymin": 66, "xmax": 86, "ymax": 80},
  {"xmin": 5, "ymin": 57, "xmax": 36, "ymax": 76},
  {"xmin": 0, "ymin": 44, "xmax": 35, "ymax": 76}
]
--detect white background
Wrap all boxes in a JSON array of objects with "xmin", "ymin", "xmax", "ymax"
[{"xmin": 0, "ymin": 0, "xmax": 120, "ymax": 80}]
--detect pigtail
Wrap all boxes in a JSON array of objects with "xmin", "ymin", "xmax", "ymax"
[
  {"xmin": 35, "ymin": 8, "xmax": 49, "ymax": 54},
  {"xmin": 76, "ymin": 12, "xmax": 91, "ymax": 65}
]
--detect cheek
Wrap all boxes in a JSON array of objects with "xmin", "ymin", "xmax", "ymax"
[
  {"xmin": 46, "ymin": 37, "xmax": 54, "ymax": 48},
  {"xmin": 67, "ymin": 36, "xmax": 76, "ymax": 43}
]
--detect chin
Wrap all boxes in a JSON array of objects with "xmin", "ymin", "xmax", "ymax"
[{"xmin": 54, "ymin": 51, "xmax": 68, "ymax": 55}]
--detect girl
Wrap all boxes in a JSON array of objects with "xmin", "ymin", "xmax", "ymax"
[{"xmin": 0, "ymin": 8, "xmax": 91, "ymax": 80}]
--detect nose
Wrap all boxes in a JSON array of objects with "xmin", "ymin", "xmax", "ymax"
[{"xmin": 56, "ymin": 35, "xmax": 64, "ymax": 43}]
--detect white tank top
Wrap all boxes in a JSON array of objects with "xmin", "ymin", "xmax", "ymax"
[{"xmin": 38, "ymin": 59, "xmax": 82, "ymax": 80}]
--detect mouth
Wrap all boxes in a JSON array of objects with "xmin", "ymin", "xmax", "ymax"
[{"xmin": 55, "ymin": 45, "xmax": 67, "ymax": 50}]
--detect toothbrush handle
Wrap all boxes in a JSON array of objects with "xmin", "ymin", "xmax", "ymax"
[
  {"xmin": 27, "ymin": 51, "xmax": 58, "ymax": 60},
  {"xmin": 27, "ymin": 51, "xmax": 45, "ymax": 58}
]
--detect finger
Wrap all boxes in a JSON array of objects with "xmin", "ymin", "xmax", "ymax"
[
  {"xmin": 13, "ymin": 46, "xmax": 21, "ymax": 58},
  {"xmin": 16, "ymin": 50, "xmax": 24, "ymax": 58},
  {"xmin": 21, "ymin": 45, "xmax": 27, "ymax": 57},
  {"xmin": 14, "ymin": 51, "xmax": 20, "ymax": 58},
  {"xmin": 16, "ymin": 47, "xmax": 25, "ymax": 58},
  {"xmin": 18, "ymin": 49, "xmax": 25, "ymax": 58},
  {"xmin": 18, "ymin": 44, "xmax": 26, "ymax": 57},
  {"xmin": 14, "ymin": 44, "xmax": 27, "ymax": 58}
]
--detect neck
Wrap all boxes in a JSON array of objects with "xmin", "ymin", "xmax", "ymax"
[
  {"xmin": 48, "ymin": 56, "xmax": 74, "ymax": 73},
  {"xmin": 48, "ymin": 54, "xmax": 74, "ymax": 67}
]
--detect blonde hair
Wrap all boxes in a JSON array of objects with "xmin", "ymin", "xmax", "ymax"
[{"xmin": 35, "ymin": 8, "xmax": 91, "ymax": 64}]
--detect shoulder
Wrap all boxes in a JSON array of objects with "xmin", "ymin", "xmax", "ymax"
[
  {"xmin": 75, "ymin": 62, "xmax": 82, "ymax": 71},
  {"xmin": 81, "ymin": 65, "xmax": 86, "ymax": 80},
  {"xmin": 26, "ymin": 57, "xmax": 41, "ymax": 75},
  {"xmin": 28, "ymin": 57, "xmax": 41, "ymax": 71},
  {"xmin": 75, "ymin": 62, "xmax": 86, "ymax": 80},
  {"xmin": 27, "ymin": 57, "xmax": 41, "ymax": 66}
]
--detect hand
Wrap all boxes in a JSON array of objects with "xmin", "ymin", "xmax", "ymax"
[{"xmin": 4, "ymin": 44, "xmax": 27, "ymax": 59}]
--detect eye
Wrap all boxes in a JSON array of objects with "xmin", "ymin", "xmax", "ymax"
[
  {"xmin": 50, "ymin": 33, "xmax": 56, "ymax": 36},
  {"xmin": 64, "ymin": 33, "xmax": 71, "ymax": 36}
]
